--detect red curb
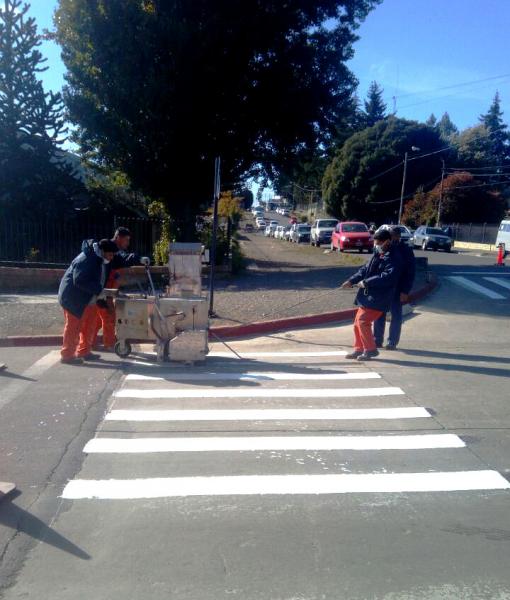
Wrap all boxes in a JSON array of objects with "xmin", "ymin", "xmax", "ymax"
[{"xmin": 0, "ymin": 276, "xmax": 438, "ymax": 347}]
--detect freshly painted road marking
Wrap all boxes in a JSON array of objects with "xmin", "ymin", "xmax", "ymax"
[
  {"xmin": 62, "ymin": 470, "xmax": 510, "ymax": 499},
  {"xmin": 207, "ymin": 351, "xmax": 348, "ymax": 358},
  {"xmin": 114, "ymin": 387, "xmax": 405, "ymax": 399},
  {"xmin": 483, "ymin": 276, "xmax": 510, "ymax": 291},
  {"xmin": 125, "ymin": 371, "xmax": 382, "ymax": 382},
  {"xmin": 447, "ymin": 276, "xmax": 506, "ymax": 300},
  {"xmin": 105, "ymin": 407, "xmax": 432, "ymax": 422},
  {"xmin": 84, "ymin": 434, "xmax": 465, "ymax": 454}
]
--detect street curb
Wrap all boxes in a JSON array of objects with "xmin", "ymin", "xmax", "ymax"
[{"xmin": 0, "ymin": 274, "xmax": 438, "ymax": 347}]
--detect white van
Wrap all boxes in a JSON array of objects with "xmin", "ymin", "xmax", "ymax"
[{"xmin": 495, "ymin": 220, "xmax": 510, "ymax": 254}]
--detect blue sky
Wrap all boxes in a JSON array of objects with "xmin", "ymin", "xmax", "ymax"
[{"xmin": 33, "ymin": 0, "xmax": 510, "ymax": 131}]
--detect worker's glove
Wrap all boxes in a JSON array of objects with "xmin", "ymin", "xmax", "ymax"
[
  {"xmin": 340, "ymin": 281, "xmax": 353, "ymax": 289},
  {"xmin": 140, "ymin": 256, "xmax": 151, "ymax": 266},
  {"xmin": 357, "ymin": 280, "xmax": 366, "ymax": 289}
]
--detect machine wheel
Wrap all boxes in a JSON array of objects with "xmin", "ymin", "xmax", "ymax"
[{"xmin": 115, "ymin": 340, "xmax": 132, "ymax": 358}]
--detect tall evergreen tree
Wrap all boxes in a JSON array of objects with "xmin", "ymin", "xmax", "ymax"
[
  {"xmin": 0, "ymin": 0, "xmax": 82, "ymax": 217},
  {"xmin": 479, "ymin": 92, "xmax": 509, "ymax": 163},
  {"xmin": 426, "ymin": 113, "xmax": 437, "ymax": 127},
  {"xmin": 362, "ymin": 81, "xmax": 387, "ymax": 127},
  {"xmin": 437, "ymin": 112, "xmax": 458, "ymax": 141}
]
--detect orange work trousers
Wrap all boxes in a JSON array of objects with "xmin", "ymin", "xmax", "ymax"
[
  {"xmin": 61, "ymin": 305, "xmax": 98, "ymax": 359},
  {"xmin": 92, "ymin": 305, "xmax": 117, "ymax": 348},
  {"xmin": 353, "ymin": 307, "xmax": 384, "ymax": 352}
]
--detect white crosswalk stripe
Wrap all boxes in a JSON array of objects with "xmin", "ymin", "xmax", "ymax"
[
  {"xmin": 483, "ymin": 276, "xmax": 510, "ymax": 291},
  {"xmin": 62, "ymin": 349, "xmax": 510, "ymax": 500},
  {"xmin": 447, "ymin": 275, "xmax": 506, "ymax": 299}
]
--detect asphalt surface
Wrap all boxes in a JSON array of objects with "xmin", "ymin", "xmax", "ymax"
[{"xmin": 2, "ymin": 247, "xmax": 510, "ymax": 599}]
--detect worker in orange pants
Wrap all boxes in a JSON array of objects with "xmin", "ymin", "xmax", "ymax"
[
  {"xmin": 91, "ymin": 227, "xmax": 150, "ymax": 351},
  {"xmin": 340, "ymin": 229, "xmax": 401, "ymax": 361},
  {"xmin": 59, "ymin": 239, "xmax": 118, "ymax": 364}
]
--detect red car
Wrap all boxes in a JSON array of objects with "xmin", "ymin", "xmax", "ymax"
[{"xmin": 331, "ymin": 221, "xmax": 374, "ymax": 253}]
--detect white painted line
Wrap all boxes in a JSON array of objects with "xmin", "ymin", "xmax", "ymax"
[
  {"xmin": 105, "ymin": 407, "xmax": 431, "ymax": 422},
  {"xmin": 0, "ymin": 350, "xmax": 61, "ymax": 410},
  {"xmin": 208, "ymin": 351, "xmax": 348, "ymax": 358},
  {"xmin": 62, "ymin": 470, "xmax": 510, "ymax": 499},
  {"xmin": 84, "ymin": 434, "xmax": 465, "ymax": 454},
  {"xmin": 125, "ymin": 371, "xmax": 382, "ymax": 382},
  {"xmin": 114, "ymin": 387, "xmax": 405, "ymax": 399},
  {"xmin": 483, "ymin": 277, "xmax": 510, "ymax": 291},
  {"xmin": 447, "ymin": 276, "xmax": 506, "ymax": 300}
]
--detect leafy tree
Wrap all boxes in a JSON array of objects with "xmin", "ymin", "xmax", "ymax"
[
  {"xmin": 479, "ymin": 92, "xmax": 509, "ymax": 163},
  {"xmin": 322, "ymin": 117, "xmax": 446, "ymax": 222},
  {"xmin": 236, "ymin": 189, "xmax": 254, "ymax": 210},
  {"xmin": 362, "ymin": 81, "xmax": 387, "ymax": 127},
  {"xmin": 403, "ymin": 171, "xmax": 506, "ymax": 226},
  {"xmin": 437, "ymin": 112, "xmax": 458, "ymax": 141},
  {"xmin": 0, "ymin": 0, "xmax": 83, "ymax": 218},
  {"xmin": 53, "ymin": 0, "xmax": 379, "ymax": 238},
  {"xmin": 454, "ymin": 124, "xmax": 497, "ymax": 168}
]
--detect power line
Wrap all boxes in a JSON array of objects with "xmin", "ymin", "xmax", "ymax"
[
  {"xmin": 368, "ymin": 145, "xmax": 453, "ymax": 182},
  {"xmin": 394, "ymin": 73, "xmax": 510, "ymax": 101},
  {"xmin": 367, "ymin": 175, "xmax": 442, "ymax": 204}
]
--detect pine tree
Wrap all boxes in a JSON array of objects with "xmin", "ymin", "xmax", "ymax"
[
  {"xmin": 0, "ymin": 0, "xmax": 81, "ymax": 217},
  {"xmin": 426, "ymin": 113, "xmax": 437, "ymax": 128},
  {"xmin": 479, "ymin": 92, "xmax": 509, "ymax": 163},
  {"xmin": 362, "ymin": 81, "xmax": 387, "ymax": 128},
  {"xmin": 437, "ymin": 112, "xmax": 458, "ymax": 141}
]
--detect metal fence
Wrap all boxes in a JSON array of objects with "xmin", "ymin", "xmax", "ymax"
[
  {"xmin": 446, "ymin": 223, "xmax": 500, "ymax": 245},
  {"xmin": 0, "ymin": 215, "xmax": 162, "ymax": 265}
]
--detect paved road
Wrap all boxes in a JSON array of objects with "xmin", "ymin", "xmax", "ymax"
[{"xmin": 2, "ymin": 252, "xmax": 510, "ymax": 598}]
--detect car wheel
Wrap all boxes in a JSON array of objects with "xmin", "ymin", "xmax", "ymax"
[
  {"xmin": 358, "ymin": 248, "xmax": 363, "ymax": 253},
  {"xmin": 421, "ymin": 241, "xmax": 427, "ymax": 251},
  {"xmin": 445, "ymin": 246, "xmax": 451, "ymax": 253}
]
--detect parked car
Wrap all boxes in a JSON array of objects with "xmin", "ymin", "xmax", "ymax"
[
  {"xmin": 310, "ymin": 218, "xmax": 339, "ymax": 247},
  {"xmin": 290, "ymin": 223, "xmax": 312, "ymax": 243},
  {"xmin": 255, "ymin": 218, "xmax": 266, "ymax": 230},
  {"xmin": 331, "ymin": 222, "xmax": 373, "ymax": 253},
  {"xmin": 412, "ymin": 226, "xmax": 452, "ymax": 252},
  {"xmin": 283, "ymin": 225, "xmax": 293, "ymax": 241},
  {"xmin": 281, "ymin": 209, "xmax": 290, "ymax": 217},
  {"xmin": 275, "ymin": 225, "xmax": 285, "ymax": 239},
  {"xmin": 264, "ymin": 221, "xmax": 278, "ymax": 237},
  {"xmin": 376, "ymin": 224, "xmax": 413, "ymax": 247},
  {"xmin": 244, "ymin": 222, "xmax": 254, "ymax": 232}
]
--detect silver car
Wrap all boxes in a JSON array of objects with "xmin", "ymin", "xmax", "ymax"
[
  {"xmin": 376, "ymin": 224, "xmax": 413, "ymax": 247},
  {"xmin": 413, "ymin": 226, "xmax": 452, "ymax": 252}
]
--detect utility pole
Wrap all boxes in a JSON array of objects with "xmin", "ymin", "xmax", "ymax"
[
  {"xmin": 437, "ymin": 159, "xmax": 446, "ymax": 227},
  {"xmin": 398, "ymin": 152, "xmax": 408, "ymax": 224},
  {"xmin": 208, "ymin": 157, "xmax": 221, "ymax": 318}
]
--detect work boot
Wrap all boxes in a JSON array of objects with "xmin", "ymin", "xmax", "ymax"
[
  {"xmin": 82, "ymin": 353, "xmax": 101, "ymax": 361},
  {"xmin": 60, "ymin": 357, "xmax": 84, "ymax": 365},
  {"xmin": 384, "ymin": 343, "xmax": 397, "ymax": 350},
  {"xmin": 345, "ymin": 350, "xmax": 363, "ymax": 359},
  {"xmin": 357, "ymin": 350, "xmax": 380, "ymax": 361}
]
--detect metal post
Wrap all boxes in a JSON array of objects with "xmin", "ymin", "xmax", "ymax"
[
  {"xmin": 398, "ymin": 152, "xmax": 408, "ymax": 224},
  {"xmin": 208, "ymin": 157, "xmax": 221, "ymax": 317},
  {"xmin": 437, "ymin": 159, "xmax": 445, "ymax": 227}
]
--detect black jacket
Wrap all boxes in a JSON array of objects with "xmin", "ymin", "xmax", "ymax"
[{"xmin": 348, "ymin": 245, "xmax": 402, "ymax": 312}]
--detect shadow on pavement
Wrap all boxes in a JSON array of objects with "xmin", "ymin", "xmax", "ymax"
[
  {"xmin": 379, "ymin": 357, "xmax": 510, "ymax": 379},
  {"xmin": 401, "ymin": 348, "xmax": 510, "ymax": 365},
  {"xmin": 0, "ymin": 492, "xmax": 90, "ymax": 560}
]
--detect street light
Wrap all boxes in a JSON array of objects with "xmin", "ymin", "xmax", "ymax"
[{"xmin": 398, "ymin": 146, "xmax": 421, "ymax": 224}]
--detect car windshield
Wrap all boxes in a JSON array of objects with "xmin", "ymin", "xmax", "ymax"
[
  {"xmin": 318, "ymin": 220, "xmax": 338, "ymax": 228},
  {"xmin": 342, "ymin": 224, "xmax": 367, "ymax": 233},
  {"xmin": 298, "ymin": 226, "xmax": 311, "ymax": 231},
  {"xmin": 426, "ymin": 228, "xmax": 446, "ymax": 235},
  {"xmin": 392, "ymin": 226, "xmax": 410, "ymax": 235}
]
